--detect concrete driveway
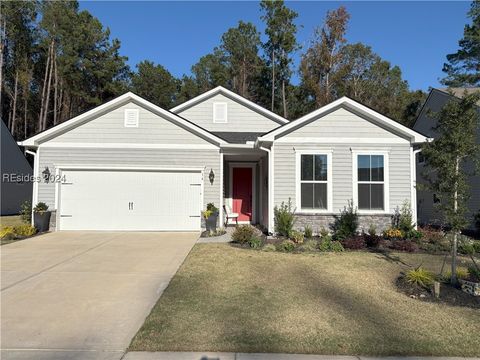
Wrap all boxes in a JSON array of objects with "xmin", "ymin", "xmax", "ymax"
[{"xmin": 1, "ymin": 231, "xmax": 199, "ymax": 360}]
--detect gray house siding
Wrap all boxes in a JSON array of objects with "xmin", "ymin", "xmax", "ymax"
[
  {"xmin": 48, "ymin": 102, "xmax": 208, "ymax": 144},
  {"xmin": 176, "ymin": 94, "xmax": 281, "ymax": 132}
]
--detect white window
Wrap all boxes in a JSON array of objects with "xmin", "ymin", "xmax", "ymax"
[
  {"xmin": 352, "ymin": 151, "xmax": 389, "ymax": 213},
  {"xmin": 124, "ymin": 109, "xmax": 139, "ymax": 127},
  {"xmin": 213, "ymin": 102, "xmax": 227, "ymax": 123},
  {"xmin": 296, "ymin": 151, "xmax": 332, "ymax": 212}
]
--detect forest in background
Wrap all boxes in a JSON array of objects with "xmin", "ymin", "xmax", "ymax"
[{"xmin": 1, "ymin": 0, "xmax": 478, "ymax": 141}]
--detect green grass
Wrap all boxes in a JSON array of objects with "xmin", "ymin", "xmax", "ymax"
[{"xmin": 130, "ymin": 244, "xmax": 480, "ymax": 356}]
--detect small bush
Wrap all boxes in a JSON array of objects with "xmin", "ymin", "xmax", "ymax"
[
  {"xmin": 390, "ymin": 240, "xmax": 418, "ymax": 252},
  {"xmin": 304, "ymin": 225, "xmax": 313, "ymax": 239},
  {"xmin": 13, "ymin": 225, "xmax": 37, "ymax": 237},
  {"xmin": 404, "ymin": 229, "xmax": 423, "ymax": 240},
  {"xmin": 274, "ymin": 199, "xmax": 296, "ymax": 237},
  {"xmin": 368, "ymin": 224, "xmax": 377, "ymax": 236},
  {"xmin": 276, "ymin": 239, "xmax": 295, "ymax": 252},
  {"xmin": 341, "ymin": 235, "xmax": 366, "ymax": 250},
  {"xmin": 384, "ymin": 227, "xmax": 403, "ymax": 239},
  {"xmin": 330, "ymin": 241, "xmax": 345, "ymax": 252},
  {"xmin": 332, "ymin": 201, "xmax": 358, "ymax": 240},
  {"xmin": 297, "ymin": 240, "xmax": 318, "ymax": 252},
  {"xmin": 33, "ymin": 202, "xmax": 49, "ymax": 214},
  {"xmin": 365, "ymin": 234, "xmax": 383, "ymax": 248},
  {"xmin": 248, "ymin": 236, "xmax": 263, "ymax": 249},
  {"xmin": 319, "ymin": 227, "xmax": 329, "ymax": 238},
  {"xmin": 0, "ymin": 226, "xmax": 16, "ymax": 240},
  {"xmin": 406, "ymin": 267, "xmax": 435, "ymax": 288},
  {"xmin": 262, "ymin": 243, "xmax": 276, "ymax": 252},
  {"xmin": 473, "ymin": 241, "xmax": 480, "ymax": 253},
  {"xmin": 290, "ymin": 230, "xmax": 304, "ymax": 244},
  {"xmin": 416, "ymin": 226, "xmax": 449, "ymax": 253},
  {"xmin": 444, "ymin": 267, "xmax": 470, "ymax": 281},
  {"xmin": 20, "ymin": 200, "xmax": 32, "ymax": 223},
  {"xmin": 319, "ymin": 235, "xmax": 333, "ymax": 252},
  {"xmin": 231, "ymin": 225, "xmax": 255, "ymax": 244},
  {"xmin": 467, "ymin": 264, "xmax": 480, "ymax": 282},
  {"xmin": 457, "ymin": 235, "xmax": 479, "ymax": 255},
  {"xmin": 392, "ymin": 201, "xmax": 415, "ymax": 234}
]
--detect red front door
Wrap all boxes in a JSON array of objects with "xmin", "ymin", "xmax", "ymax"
[{"xmin": 232, "ymin": 167, "xmax": 253, "ymax": 222}]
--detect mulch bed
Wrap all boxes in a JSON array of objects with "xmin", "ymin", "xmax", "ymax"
[{"xmin": 396, "ymin": 275, "xmax": 480, "ymax": 309}]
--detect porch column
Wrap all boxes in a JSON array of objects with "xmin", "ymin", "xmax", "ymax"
[{"xmin": 219, "ymin": 151, "xmax": 224, "ymax": 227}]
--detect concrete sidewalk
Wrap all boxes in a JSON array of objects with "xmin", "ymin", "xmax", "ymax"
[{"xmin": 123, "ymin": 352, "xmax": 479, "ymax": 360}]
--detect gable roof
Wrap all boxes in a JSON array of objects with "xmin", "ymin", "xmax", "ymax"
[
  {"xmin": 20, "ymin": 92, "xmax": 228, "ymax": 147},
  {"xmin": 258, "ymin": 96, "xmax": 429, "ymax": 144},
  {"xmin": 170, "ymin": 86, "xmax": 289, "ymax": 125}
]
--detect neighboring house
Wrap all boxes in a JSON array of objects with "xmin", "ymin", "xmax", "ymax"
[
  {"xmin": 19, "ymin": 86, "xmax": 427, "ymax": 233},
  {"xmin": 1, "ymin": 120, "xmax": 33, "ymax": 215},
  {"xmin": 414, "ymin": 88, "xmax": 480, "ymax": 229}
]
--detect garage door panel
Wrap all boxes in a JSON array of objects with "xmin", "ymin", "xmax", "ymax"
[{"xmin": 59, "ymin": 170, "xmax": 202, "ymax": 231}]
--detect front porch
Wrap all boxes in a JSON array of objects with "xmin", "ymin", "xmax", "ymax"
[{"xmin": 220, "ymin": 145, "xmax": 269, "ymax": 230}]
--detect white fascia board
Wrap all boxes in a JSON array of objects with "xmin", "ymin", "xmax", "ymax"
[
  {"xmin": 20, "ymin": 92, "xmax": 227, "ymax": 147},
  {"xmin": 170, "ymin": 86, "xmax": 289, "ymax": 125},
  {"xmin": 220, "ymin": 143, "xmax": 255, "ymax": 149},
  {"xmin": 259, "ymin": 97, "xmax": 428, "ymax": 144}
]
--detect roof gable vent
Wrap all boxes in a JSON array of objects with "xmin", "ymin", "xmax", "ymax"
[
  {"xmin": 124, "ymin": 109, "xmax": 139, "ymax": 127},
  {"xmin": 213, "ymin": 102, "xmax": 227, "ymax": 123}
]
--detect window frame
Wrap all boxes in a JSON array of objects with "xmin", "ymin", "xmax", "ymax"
[
  {"xmin": 295, "ymin": 150, "xmax": 333, "ymax": 213},
  {"xmin": 352, "ymin": 150, "xmax": 390, "ymax": 214},
  {"xmin": 213, "ymin": 102, "xmax": 228, "ymax": 123}
]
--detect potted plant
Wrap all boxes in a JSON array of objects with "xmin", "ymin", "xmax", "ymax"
[
  {"xmin": 33, "ymin": 202, "xmax": 51, "ymax": 232},
  {"xmin": 202, "ymin": 203, "xmax": 219, "ymax": 232}
]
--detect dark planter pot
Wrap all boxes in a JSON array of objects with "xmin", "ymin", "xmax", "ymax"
[
  {"xmin": 205, "ymin": 213, "xmax": 218, "ymax": 232},
  {"xmin": 34, "ymin": 211, "xmax": 51, "ymax": 232}
]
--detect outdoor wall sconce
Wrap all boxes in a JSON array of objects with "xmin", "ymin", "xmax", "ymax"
[
  {"xmin": 42, "ymin": 167, "xmax": 51, "ymax": 183},
  {"xmin": 209, "ymin": 168, "xmax": 215, "ymax": 185}
]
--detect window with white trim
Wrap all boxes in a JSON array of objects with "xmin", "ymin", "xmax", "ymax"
[
  {"xmin": 357, "ymin": 154, "xmax": 385, "ymax": 210},
  {"xmin": 124, "ymin": 109, "xmax": 139, "ymax": 127},
  {"xmin": 213, "ymin": 102, "xmax": 227, "ymax": 123},
  {"xmin": 300, "ymin": 154, "xmax": 328, "ymax": 210}
]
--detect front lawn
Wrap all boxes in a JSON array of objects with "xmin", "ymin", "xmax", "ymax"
[{"xmin": 130, "ymin": 244, "xmax": 480, "ymax": 356}]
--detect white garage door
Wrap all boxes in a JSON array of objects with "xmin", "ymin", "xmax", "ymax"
[{"xmin": 59, "ymin": 169, "xmax": 202, "ymax": 231}]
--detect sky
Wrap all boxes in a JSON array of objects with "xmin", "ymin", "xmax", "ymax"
[{"xmin": 78, "ymin": 1, "xmax": 472, "ymax": 91}]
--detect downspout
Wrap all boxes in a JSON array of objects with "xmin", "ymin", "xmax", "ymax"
[
  {"xmin": 259, "ymin": 145, "xmax": 273, "ymax": 234},
  {"xmin": 412, "ymin": 147, "xmax": 422, "ymax": 229},
  {"xmin": 25, "ymin": 148, "xmax": 38, "ymax": 226}
]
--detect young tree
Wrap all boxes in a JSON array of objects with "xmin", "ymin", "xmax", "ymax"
[
  {"xmin": 422, "ymin": 91, "xmax": 480, "ymax": 284},
  {"xmin": 442, "ymin": 0, "xmax": 480, "ymax": 87},
  {"xmin": 130, "ymin": 60, "xmax": 179, "ymax": 108},
  {"xmin": 260, "ymin": 0, "xmax": 298, "ymax": 116},
  {"xmin": 300, "ymin": 6, "xmax": 350, "ymax": 106}
]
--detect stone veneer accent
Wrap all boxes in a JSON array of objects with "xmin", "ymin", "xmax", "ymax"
[
  {"xmin": 460, "ymin": 279, "xmax": 480, "ymax": 297},
  {"xmin": 294, "ymin": 213, "xmax": 391, "ymax": 234},
  {"xmin": 49, "ymin": 210, "xmax": 57, "ymax": 231}
]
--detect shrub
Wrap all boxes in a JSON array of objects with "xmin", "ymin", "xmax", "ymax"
[
  {"xmin": 231, "ymin": 225, "xmax": 255, "ymax": 244},
  {"xmin": 368, "ymin": 224, "xmax": 377, "ymax": 236},
  {"xmin": 383, "ymin": 227, "xmax": 403, "ymax": 239},
  {"xmin": 319, "ymin": 227, "xmax": 329, "ymax": 238},
  {"xmin": 13, "ymin": 225, "xmax": 36, "ymax": 237},
  {"xmin": 392, "ymin": 201, "xmax": 415, "ymax": 234},
  {"xmin": 416, "ymin": 226, "xmax": 449, "ymax": 253},
  {"xmin": 444, "ymin": 267, "xmax": 470, "ymax": 281},
  {"xmin": 318, "ymin": 235, "xmax": 332, "ymax": 252},
  {"xmin": 406, "ymin": 267, "xmax": 435, "ymax": 288},
  {"xmin": 330, "ymin": 241, "xmax": 345, "ymax": 252},
  {"xmin": 304, "ymin": 225, "xmax": 313, "ymax": 239},
  {"xmin": 390, "ymin": 240, "xmax": 418, "ymax": 252},
  {"xmin": 248, "ymin": 236, "xmax": 263, "ymax": 249},
  {"xmin": 297, "ymin": 240, "xmax": 318, "ymax": 252},
  {"xmin": 274, "ymin": 199, "xmax": 295, "ymax": 237},
  {"xmin": 404, "ymin": 229, "xmax": 423, "ymax": 240},
  {"xmin": 33, "ymin": 202, "xmax": 49, "ymax": 214},
  {"xmin": 365, "ymin": 234, "xmax": 383, "ymax": 248},
  {"xmin": 276, "ymin": 239, "xmax": 295, "ymax": 252},
  {"xmin": 20, "ymin": 200, "xmax": 32, "ymax": 223},
  {"xmin": 290, "ymin": 230, "xmax": 304, "ymax": 244},
  {"xmin": 0, "ymin": 226, "xmax": 15, "ymax": 240},
  {"xmin": 467, "ymin": 264, "xmax": 480, "ymax": 282},
  {"xmin": 473, "ymin": 241, "xmax": 480, "ymax": 253},
  {"xmin": 457, "ymin": 235, "xmax": 479, "ymax": 255},
  {"xmin": 262, "ymin": 243, "xmax": 276, "ymax": 252},
  {"xmin": 332, "ymin": 201, "xmax": 358, "ymax": 240},
  {"xmin": 341, "ymin": 235, "xmax": 366, "ymax": 250}
]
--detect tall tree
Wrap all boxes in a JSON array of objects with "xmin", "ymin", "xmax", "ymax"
[
  {"xmin": 220, "ymin": 21, "xmax": 261, "ymax": 98},
  {"xmin": 300, "ymin": 6, "xmax": 350, "ymax": 107},
  {"xmin": 130, "ymin": 60, "xmax": 179, "ymax": 108},
  {"xmin": 442, "ymin": 0, "xmax": 480, "ymax": 87},
  {"xmin": 422, "ymin": 91, "xmax": 480, "ymax": 284},
  {"xmin": 260, "ymin": 0, "xmax": 298, "ymax": 116},
  {"xmin": 191, "ymin": 49, "xmax": 230, "ymax": 92}
]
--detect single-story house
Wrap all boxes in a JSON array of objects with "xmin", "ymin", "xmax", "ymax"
[
  {"xmin": 414, "ymin": 88, "xmax": 480, "ymax": 229},
  {"xmin": 1, "ymin": 120, "xmax": 33, "ymax": 215},
  {"xmin": 19, "ymin": 86, "xmax": 428, "ymax": 233}
]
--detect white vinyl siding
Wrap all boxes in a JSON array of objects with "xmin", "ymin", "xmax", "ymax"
[
  {"xmin": 48, "ymin": 102, "xmax": 209, "ymax": 144},
  {"xmin": 37, "ymin": 147, "xmax": 221, "ymax": 212},
  {"xmin": 176, "ymin": 93, "xmax": 281, "ymax": 132}
]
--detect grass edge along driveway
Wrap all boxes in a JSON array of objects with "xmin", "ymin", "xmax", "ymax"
[{"xmin": 130, "ymin": 244, "xmax": 480, "ymax": 357}]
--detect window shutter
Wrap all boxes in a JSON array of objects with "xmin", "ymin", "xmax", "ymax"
[
  {"xmin": 124, "ymin": 109, "xmax": 139, "ymax": 127},
  {"xmin": 213, "ymin": 103, "xmax": 227, "ymax": 123}
]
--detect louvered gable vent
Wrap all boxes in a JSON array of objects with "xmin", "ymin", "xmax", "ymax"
[
  {"xmin": 213, "ymin": 102, "xmax": 227, "ymax": 123},
  {"xmin": 124, "ymin": 109, "xmax": 139, "ymax": 127}
]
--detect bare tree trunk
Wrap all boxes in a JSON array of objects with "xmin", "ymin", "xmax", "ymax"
[
  {"xmin": 53, "ymin": 51, "xmax": 58, "ymax": 125},
  {"xmin": 24, "ymin": 93, "xmax": 27, "ymax": 139},
  {"xmin": 242, "ymin": 56, "xmax": 247, "ymax": 97},
  {"xmin": 271, "ymin": 49, "xmax": 275, "ymax": 111},
  {"xmin": 451, "ymin": 156, "xmax": 460, "ymax": 285},
  {"xmin": 282, "ymin": 80, "xmax": 287, "ymax": 118},
  {"xmin": 11, "ymin": 70, "xmax": 19, "ymax": 136},
  {"xmin": 42, "ymin": 42, "xmax": 54, "ymax": 131},
  {"xmin": 0, "ymin": 12, "xmax": 6, "ymax": 110},
  {"xmin": 38, "ymin": 42, "xmax": 52, "ymax": 131}
]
